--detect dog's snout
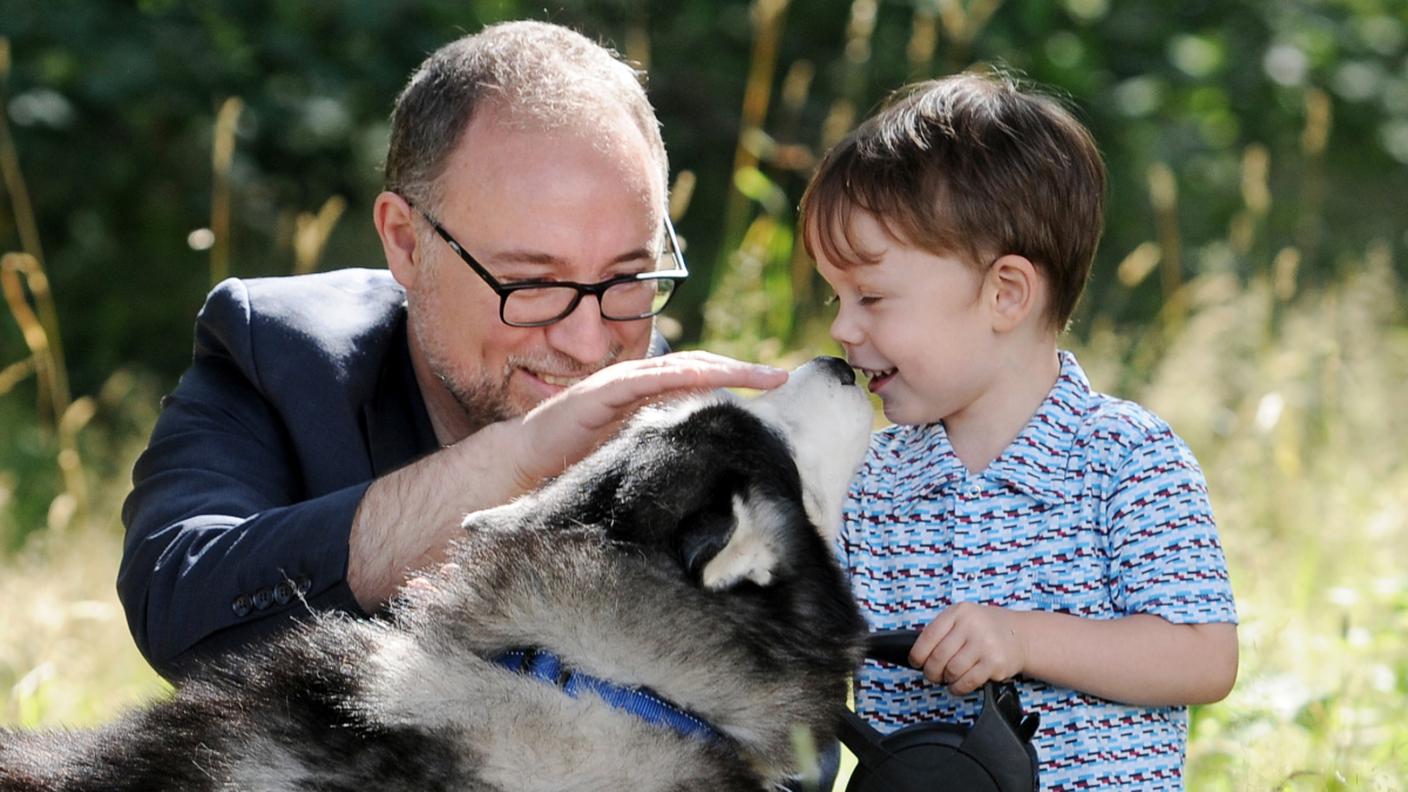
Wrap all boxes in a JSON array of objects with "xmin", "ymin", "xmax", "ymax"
[{"xmin": 814, "ymin": 356, "xmax": 856, "ymax": 387}]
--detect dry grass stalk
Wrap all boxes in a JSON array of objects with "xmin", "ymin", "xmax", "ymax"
[
  {"xmin": 1, "ymin": 38, "xmax": 69, "ymax": 415},
  {"xmin": 668, "ymin": 170, "xmax": 696, "ymax": 223},
  {"xmin": 1, "ymin": 252, "xmax": 88, "ymax": 528},
  {"xmin": 721, "ymin": 0, "xmax": 792, "ymax": 251},
  {"xmin": 934, "ymin": 0, "xmax": 1004, "ymax": 67},
  {"xmin": 0, "ymin": 357, "xmax": 34, "ymax": 396},
  {"xmin": 1296, "ymin": 88, "xmax": 1331, "ymax": 260},
  {"xmin": 908, "ymin": 3, "xmax": 939, "ymax": 75},
  {"xmin": 1147, "ymin": 162, "xmax": 1184, "ymax": 310},
  {"xmin": 210, "ymin": 97, "xmax": 243, "ymax": 287},
  {"xmin": 291, "ymin": 195, "xmax": 346, "ymax": 275},
  {"xmin": 1, "ymin": 253, "xmax": 66, "ymax": 422}
]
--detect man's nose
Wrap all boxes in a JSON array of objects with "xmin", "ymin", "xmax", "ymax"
[{"xmin": 544, "ymin": 295, "xmax": 613, "ymax": 364}]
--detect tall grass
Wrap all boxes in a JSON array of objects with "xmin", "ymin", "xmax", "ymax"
[{"xmin": 1093, "ymin": 258, "xmax": 1408, "ymax": 790}]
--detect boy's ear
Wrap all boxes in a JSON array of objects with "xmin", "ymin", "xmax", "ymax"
[{"xmin": 986, "ymin": 254, "xmax": 1042, "ymax": 333}]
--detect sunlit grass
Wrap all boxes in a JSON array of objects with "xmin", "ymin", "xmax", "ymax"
[{"xmin": 0, "ymin": 520, "xmax": 168, "ymax": 728}]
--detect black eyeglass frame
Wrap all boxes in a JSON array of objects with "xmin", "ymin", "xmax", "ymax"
[{"xmin": 410, "ymin": 203, "xmax": 689, "ymax": 328}]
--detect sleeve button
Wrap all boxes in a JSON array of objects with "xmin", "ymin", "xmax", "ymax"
[
  {"xmin": 232, "ymin": 594, "xmax": 253, "ymax": 617},
  {"xmin": 273, "ymin": 581, "xmax": 293, "ymax": 605},
  {"xmin": 252, "ymin": 587, "xmax": 274, "ymax": 610}
]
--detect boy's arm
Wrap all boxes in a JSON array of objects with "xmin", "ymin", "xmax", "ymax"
[
  {"xmin": 1016, "ymin": 611, "xmax": 1237, "ymax": 705},
  {"xmin": 910, "ymin": 604, "xmax": 1236, "ymax": 705},
  {"xmin": 914, "ymin": 417, "xmax": 1239, "ymax": 706}
]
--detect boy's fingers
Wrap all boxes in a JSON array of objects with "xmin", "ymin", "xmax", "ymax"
[
  {"xmin": 910, "ymin": 613, "xmax": 955, "ymax": 667},
  {"xmin": 949, "ymin": 662, "xmax": 990, "ymax": 696},
  {"xmin": 922, "ymin": 631, "xmax": 965, "ymax": 684},
  {"xmin": 942, "ymin": 646, "xmax": 981, "ymax": 688}
]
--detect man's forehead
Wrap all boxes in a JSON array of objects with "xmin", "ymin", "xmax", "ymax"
[{"xmin": 438, "ymin": 113, "xmax": 660, "ymax": 209}]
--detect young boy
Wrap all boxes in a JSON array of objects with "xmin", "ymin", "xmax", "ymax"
[{"xmin": 801, "ymin": 72, "xmax": 1238, "ymax": 789}]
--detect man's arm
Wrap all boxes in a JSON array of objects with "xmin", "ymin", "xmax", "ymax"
[
  {"xmin": 119, "ymin": 348, "xmax": 375, "ymax": 677},
  {"xmin": 346, "ymin": 350, "xmax": 791, "ymax": 610}
]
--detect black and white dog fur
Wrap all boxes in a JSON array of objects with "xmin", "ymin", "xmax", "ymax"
[{"xmin": 1, "ymin": 357, "xmax": 873, "ymax": 791}]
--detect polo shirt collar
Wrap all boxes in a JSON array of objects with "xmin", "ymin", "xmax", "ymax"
[
  {"xmin": 885, "ymin": 351, "xmax": 1089, "ymax": 509},
  {"xmin": 979, "ymin": 350, "xmax": 1090, "ymax": 505},
  {"xmin": 884, "ymin": 422, "xmax": 968, "ymax": 508}
]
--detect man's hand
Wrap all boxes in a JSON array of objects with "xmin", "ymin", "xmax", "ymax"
[
  {"xmin": 909, "ymin": 602, "xmax": 1028, "ymax": 695},
  {"xmin": 350, "ymin": 351, "xmax": 785, "ymax": 612},
  {"xmin": 502, "ymin": 350, "xmax": 788, "ymax": 492}
]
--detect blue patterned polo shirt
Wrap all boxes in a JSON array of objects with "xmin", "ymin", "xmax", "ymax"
[{"xmin": 839, "ymin": 350, "xmax": 1237, "ymax": 790}]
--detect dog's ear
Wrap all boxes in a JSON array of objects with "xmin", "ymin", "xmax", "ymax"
[{"xmin": 680, "ymin": 488, "xmax": 797, "ymax": 591}]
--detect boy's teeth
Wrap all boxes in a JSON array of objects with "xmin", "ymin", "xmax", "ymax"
[{"xmin": 862, "ymin": 367, "xmax": 896, "ymax": 379}]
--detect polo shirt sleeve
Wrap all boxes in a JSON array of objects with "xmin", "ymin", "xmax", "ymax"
[
  {"xmin": 118, "ymin": 280, "xmax": 368, "ymax": 679},
  {"xmin": 1106, "ymin": 426, "xmax": 1238, "ymax": 625}
]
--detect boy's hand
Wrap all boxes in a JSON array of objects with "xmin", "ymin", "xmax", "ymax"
[{"xmin": 909, "ymin": 602, "xmax": 1028, "ymax": 695}]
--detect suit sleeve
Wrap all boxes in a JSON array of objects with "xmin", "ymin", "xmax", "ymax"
[{"xmin": 118, "ymin": 280, "xmax": 368, "ymax": 679}]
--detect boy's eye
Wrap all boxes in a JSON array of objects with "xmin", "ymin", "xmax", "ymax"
[{"xmin": 858, "ymin": 295, "xmax": 882, "ymax": 306}]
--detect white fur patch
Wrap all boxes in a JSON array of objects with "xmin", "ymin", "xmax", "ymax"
[
  {"xmin": 743, "ymin": 359, "xmax": 872, "ymax": 545},
  {"xmin": 701, "ymin": 493, "xmax": 791, "ymax": 590}
]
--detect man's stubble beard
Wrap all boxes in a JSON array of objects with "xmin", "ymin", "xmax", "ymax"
[
  {"xmin": 411, "ymin": 307, "xmax": 627, "ymax": 436},
  {"xmin": 435, "ymin": 348, "xmax": 627, "ymax": 435}
]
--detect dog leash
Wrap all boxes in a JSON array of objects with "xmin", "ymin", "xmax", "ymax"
[{"xmin": 494, "ymin": 648, "xmax": 727, "ymax": 744}]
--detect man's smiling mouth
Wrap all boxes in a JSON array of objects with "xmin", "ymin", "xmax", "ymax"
[{"xmin": 532, "ymin": 371, "xmax": 587, "ymax": 388}]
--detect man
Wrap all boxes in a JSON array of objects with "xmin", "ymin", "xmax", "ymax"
[{"xmin": 118, "ymin": 21, "xmax": 785, "ymax": 679}]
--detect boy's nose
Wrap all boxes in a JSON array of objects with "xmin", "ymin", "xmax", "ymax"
[{"xmin": 829, "ymin": 310, "xmax": 863, "ymax": 348}]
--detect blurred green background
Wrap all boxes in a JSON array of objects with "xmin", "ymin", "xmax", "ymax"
[{"xmin": 2, "ymin": 1, "xmax": 1407, "ymax": 789}]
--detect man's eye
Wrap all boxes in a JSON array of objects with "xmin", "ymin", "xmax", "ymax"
[{"xmin": 498, "ymin": 272, "xmax": 556, "ymax": 285}]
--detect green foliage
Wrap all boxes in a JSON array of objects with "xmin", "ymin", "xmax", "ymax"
[
  {"xmin": 3, "ymin": 0, "xmax": 1407, "ymax": 391},
  {"xmin": 3, "ymin": 3, "xmax": 1408, "ymax": 787}
]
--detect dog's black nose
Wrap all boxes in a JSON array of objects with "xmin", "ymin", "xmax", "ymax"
[{"xmin": 814, "ymin": 356, "xmax": 856, "ymax": 386}]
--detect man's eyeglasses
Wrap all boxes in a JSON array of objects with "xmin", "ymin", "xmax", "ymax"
[{"xmin": 412, "ymin": 204, "xmax": 688, "ymax": 328}]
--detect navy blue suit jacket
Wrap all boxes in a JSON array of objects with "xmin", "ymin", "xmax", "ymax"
[
  {"xmin": 119, "ymin": 269, "xmax": 440, "ymax": 677},
  {"xmin": 121, "ymin": 268, "xmax": 671, "ymax": 679}
]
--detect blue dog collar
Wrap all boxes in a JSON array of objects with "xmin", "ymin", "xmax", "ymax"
[{"xmin": 494, "ymin": 648, "xmax": 726, "ymax": 744}]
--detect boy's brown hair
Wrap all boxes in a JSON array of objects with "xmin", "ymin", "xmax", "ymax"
[{"xmin": 801, "ymin": 70, "xmax": 1106, "ymax": 330}]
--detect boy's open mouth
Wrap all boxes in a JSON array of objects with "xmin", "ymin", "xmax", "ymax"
[{"xmin": 859, "ymin": 367, "xmax": 897, "ymax": 392}]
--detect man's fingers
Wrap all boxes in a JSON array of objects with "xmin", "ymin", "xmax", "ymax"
[
  {"xmin": 589, "ymin": 353, "xmax": 787, "ymax": 410},
  {"xmin": 510, "ymin": 353, "xmax": 788, "ymax": 491}
]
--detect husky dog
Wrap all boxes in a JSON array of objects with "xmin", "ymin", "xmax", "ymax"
[{"xmin": 1, "ymin": 357, "xmax": 872, "ymax": 791}]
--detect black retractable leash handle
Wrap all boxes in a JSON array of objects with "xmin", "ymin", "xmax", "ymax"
[{"xmin": 839, "ymin": 630, "xmax": 1040, "ymax": 792}]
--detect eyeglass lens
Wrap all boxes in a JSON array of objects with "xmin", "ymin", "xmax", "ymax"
[{"xmin": 502, "ymin": 277, "xmax": 677, "ymax": 325}]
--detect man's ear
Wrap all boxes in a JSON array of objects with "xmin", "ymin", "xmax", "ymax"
[
  {"xmin": 986, "ymin": 254, "xmax": 1043, "ymax": 333},
  {"xmin": 374, "ymin": 191, "xmax": 422, "ymax": 290}
]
